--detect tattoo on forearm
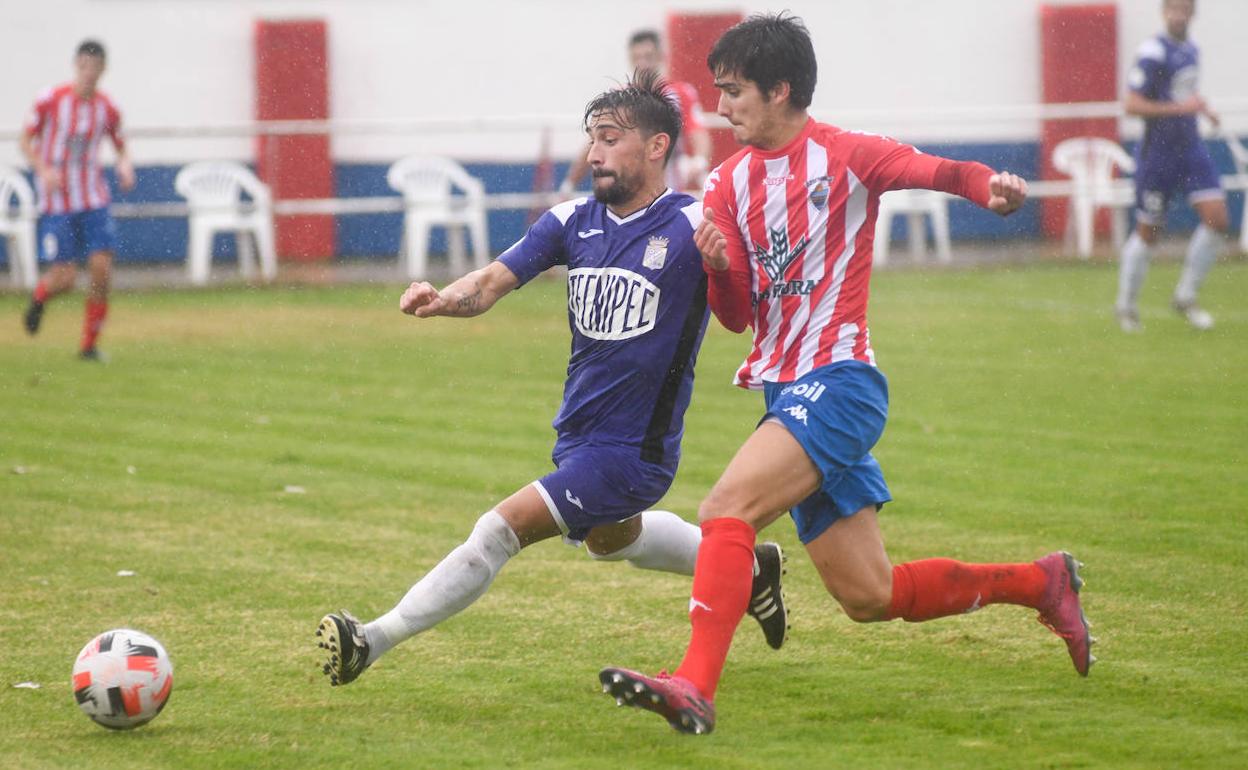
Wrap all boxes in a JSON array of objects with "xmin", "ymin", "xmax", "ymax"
[{"xmin": 456, "ymin": 288, "xmax": 482, "ymax": 313}]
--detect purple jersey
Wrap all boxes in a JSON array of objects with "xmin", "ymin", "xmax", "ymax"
[
  {"xmin": 499, "ymin": 190, "xmax": 709, "ymax": 467},
  {"xmin": 1127, "ymin": 34, "xmax": 1202, "ymax": 156}
]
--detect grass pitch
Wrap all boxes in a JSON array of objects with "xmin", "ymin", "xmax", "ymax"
[{"xmin": 1, "ymin": 260, "xmax": 1245, "ymax": 768}]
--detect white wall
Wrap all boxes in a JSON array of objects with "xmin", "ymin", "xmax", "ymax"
[{"xmin": 2, "ymin": 0, "xmax": 1244, "ymax": 166}]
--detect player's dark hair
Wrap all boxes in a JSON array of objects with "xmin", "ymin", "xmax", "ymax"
[
  {"xmin": 707, "ymin": 12, "xmax": 817, "ymax": 110},
  {"xmin": 629, "ymin": 29, "xmax": 661, "ymax": 49},
  {"xmin": 582, "ymin": 69, "xmax": 683, "ymax": 165},
  {"xmin": 77, "ymin": 39, "xmax": 107, "ymax": 60}
]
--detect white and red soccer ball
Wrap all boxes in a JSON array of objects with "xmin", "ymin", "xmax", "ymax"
[{"xmin": 72, "ymin": 629, "xmax": 173, "ymax": 730}]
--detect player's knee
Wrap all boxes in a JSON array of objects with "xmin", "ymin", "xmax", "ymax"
[
  {"xmin": 696, "ymin": 485, "xmax": 757, "ymax": 526},
  {"xmin": 830, "ymin": 583, "xmax": 891, "ymax": 623}
]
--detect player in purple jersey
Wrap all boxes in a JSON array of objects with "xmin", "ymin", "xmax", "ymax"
[
  {"xmin": 1116, "ymin": 0, "xmax": 1229, "ymax": 332},
  {"xmin": 316, "ymin": 71, "xmax": 788, "ymax": 689}
]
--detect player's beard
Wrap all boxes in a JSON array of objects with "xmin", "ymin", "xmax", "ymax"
[{"xmin": 592, "ymin": 167, "xmax": 641, "ymax": 206}]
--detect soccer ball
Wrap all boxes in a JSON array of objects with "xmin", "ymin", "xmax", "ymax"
[{"xmin": 72, "ymin": 629, "xmax": 173, "ymax": 730}]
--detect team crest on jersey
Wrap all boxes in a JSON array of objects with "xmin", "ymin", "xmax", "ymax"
[
  {"xmin": 752, "ymin": 226, "xmax": 810, "ymax": 283},
  {"xmin": 642, "ymin": 235, "xmax": 669, "ymax": 270},
  {"xmin": 806, "ymin": 175, "xmax": 833, "ymax": 211}
]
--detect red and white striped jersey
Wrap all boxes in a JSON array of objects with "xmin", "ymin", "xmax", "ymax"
[
  {"xmin": 665, "ymin": 80, "xmax": 706, "ymax": 156},
  {"xmin": 703, "ymin": 118, "xmax": 993, "ymax": 390},
  {"xmin": 23, "ymin": 84, "xmax": 126, "ymax": 215}
]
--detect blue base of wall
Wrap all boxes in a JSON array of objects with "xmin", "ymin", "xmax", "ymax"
[{"xmin": 1, "ymin": 140, "xmax": 1243, "ymax": 267}]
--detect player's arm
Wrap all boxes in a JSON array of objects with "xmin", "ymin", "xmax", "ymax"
[
  {"xmin": 856, "ymin": 134, "xmax": 1026, "ymax": 216},
  {"xmin": 108, "ymin": 104, "xmax": 135, "ymax": 191},
  {"xmin": 20, "ymin": 100, "xmax": 62, "ymax": 192},
  {"xmin": 399, "ymin": 261, "xmax": 519, "ymax": 318},
  {"xmin": 1124, "ymin": 90, "xmax": 1217, "ymax": 126},
  {"xmin": 697, "ymin": 177, "xmax": 753, "ymax": 332}
]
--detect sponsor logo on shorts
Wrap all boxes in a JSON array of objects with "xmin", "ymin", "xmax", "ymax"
[
  {"xmin": 565, "ymin": 489, "xmax": 584, "ymax": 510},
  {"xmin": 779, "ymin": 381, "xmax": 827, "ymax": 402},
  {"xmin": 567, "ymin": 267, "xmax": 660, "ymax": 341}
]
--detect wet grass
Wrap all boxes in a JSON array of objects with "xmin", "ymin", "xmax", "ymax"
[{"xmin": 1, "ymin": 259, "xmax": 1245, "ymax": 768}]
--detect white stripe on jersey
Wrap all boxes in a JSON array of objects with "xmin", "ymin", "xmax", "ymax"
[
  {"xmin": 749, "ymin": 155, "xmax": 796, "ymax": 385},
  {"xmin": 793, "ymin": 139, "xmax": 831, "ymax": 378}
]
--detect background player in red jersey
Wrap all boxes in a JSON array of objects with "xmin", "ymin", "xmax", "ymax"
[
  {"xmin": 600, "ymin": 13, "xmax": 1092, "ymax": 735},
  {"xmin": 21, "ymin": 39, "xmax": 134, "ymax": 360},
  {"xmin": 562, "ymin": 29, "xmax": 712, "ymax": 194}
]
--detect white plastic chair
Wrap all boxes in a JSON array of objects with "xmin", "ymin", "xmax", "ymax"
[
  {"xmin": 1225, "ymin": 134, "xmax": 1248, "ymax": 254},
  {"xmin": 1051, "ymin": 137, "xmax": 1136, "ymax": 259},
  {"xmin": 874, "ymin": 189, "xmax": 952, "ymax": 267},
  {"xmin": 174, "ymin": 161, "xmax": 277, "ymax": 285},
  {"xmin": 387, "ymin": 156, "xmax": 489, "ymax": 279},
  {"xmin": 0, "ymin": 166, "xmax": 38, "ymax": 289}
]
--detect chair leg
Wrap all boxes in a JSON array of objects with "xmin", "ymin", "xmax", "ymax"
[
  {"xmin": 447, "ymin": 224, "xmax": 467, "ymax": 275},
  {"xmin": 873, "ymin": 211, "xmax": 892, "ymax": 267},
  {"xmin": 237, "ymin": 230, "xmax": 256, "ymax": 281},
  {"xmin": 470, "ymin": 212, "xmax": 490, "ymax": 270},
  {"xmin": 1240, "ymin": 195, "xmax": 1248, "ymax": 255},
  {"xmin": 1074, "ymin": 198, "xmax": 1093, "ymax": 259},
  {"xmin": 406, "ymin": 214, "xmax": 430, "ymax": 280},
  {"xmin": 930, "ymin": 204, "xmax": 952, "ymax": 265},
  {"xmin": 906, "ymin": 212, "xmax": 925, "ymax": 262},
  {"xmin": 254, "ymin": 216, "xmax": 277, "ymax": 282},
  {"xmin": 1110, "ymin": 207, "xmax": 1127, "ymax": 249},
  {"xmin": 187, "ymin": 219, "xmax": 215, "ymax": 286},
  {"xmin": 16, "ymin": 223, "xmax": 39, "ymax": 289}
]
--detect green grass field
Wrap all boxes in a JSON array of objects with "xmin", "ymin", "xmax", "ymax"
[{"xmin": 1, "ymin": 260, "xmax": 1245, "ymax": 769}]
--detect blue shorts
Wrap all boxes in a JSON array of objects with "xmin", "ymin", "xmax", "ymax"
[
  {"xmin": 38, "ymin": 208, "xmax": 118, "ymax": 263},
  {"xmin": 763, "ymin": 360, "xmax": 892, "ymax": 544},
  {"xmin": 1134, "ymin": 141, "xmax": 1224, "ymax": 226},
  {"xmin": 533, "ymin": 443, "xmax": 676, "ymax": 543}
]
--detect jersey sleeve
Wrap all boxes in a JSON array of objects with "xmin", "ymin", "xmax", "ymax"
[
  {"xmin": 497, "ymin": 206, "xmax": 570, "ymax": 287},
  {"xmin": 106, "ymin": 100, "xmax": 126, "ymax": 151},
  {"xmin": 22, "ymin": 89, "xmax": 53, "ymax": 137},
  {"xmin": 701, "ymin": 167, "xmax": 754, "ymax": 333},
  {"xmin": 847, "ymin": 132, "xmax": 994, "ymax": 208},
  {"xmin": 1126, "ymin": 38, "xmax": 1167, "ymax": 99},
  {"xmin": 674, "ymin": 82, "xmax": 706, "ymax": 133}
]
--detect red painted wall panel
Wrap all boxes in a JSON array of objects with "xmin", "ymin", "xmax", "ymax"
[
  {"xmin": 1039, "ymin": 4, "xmax": 1118, "ymax": 238},
  {"xmin": 666, "ymin": 11, "xmax": 744, "ymax": 170},
  {"xmin": 255, "ymin": 19, "xmax": 335, "ymax": 260}
]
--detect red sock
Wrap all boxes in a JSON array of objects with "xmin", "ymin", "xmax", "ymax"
[
  {"xmin": 81, "ymin": 299, "xmax": 108, "ymax": 352},
  {"xmin": 886, "ymin": 558, "xmax": 1047, "ymax": 622},
  {"xmin": 673, "ymin": 517, "xmax": 755, "ymax": 699},
  {"xmin": 33, "ymin": 281, "xmax": 49, "ymax": 303}
]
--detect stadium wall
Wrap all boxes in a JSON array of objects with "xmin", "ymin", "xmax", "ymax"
[{"xmin": 1, "ymin": 0, "xmax": 1245, "ymax": 264}]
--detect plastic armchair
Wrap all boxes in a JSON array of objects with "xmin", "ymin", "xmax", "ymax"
[
  {"xmin": 386, "ymin": 156, "xmax": 489, "ymax": 279},
  {"xmin": 1224, "ymin": 134, "xmax": 1248, "ymax": 254},
  {"xmin": 0, "ymin": 166, "xmax": 38, "ymax": 289},
  {"xmin": 1051, "ymin": 137, "xmax": 1136, "ymax": 259},
  {"xmin": 873, "ymin": 189, "xmax": 952, "ymax": 267},
  {"xmin": 174, "ymin": 161, "xmax": 277, "ymax": 285}
]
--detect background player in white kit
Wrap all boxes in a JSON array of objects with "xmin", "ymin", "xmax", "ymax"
[
  {"xmin": 316, "ymin": 72, "xmax": 787, "ymax": 689},
  {"xmin": 1116, "ymin": 0, "xmax": 1229, "ymax": 332}
]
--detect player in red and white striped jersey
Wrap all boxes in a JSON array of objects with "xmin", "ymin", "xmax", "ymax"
[
  {"xmin": 21, "ymin": 39, "xmax": 134, "ymax": 361},
  {"xmin": 601, "ymin": 13, "xmax": 1093, "ymax": 735}
]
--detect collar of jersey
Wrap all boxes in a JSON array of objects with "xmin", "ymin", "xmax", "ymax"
[{"xmin": 605, "ymin": 188, "xmax": 675, "ymax": 226}]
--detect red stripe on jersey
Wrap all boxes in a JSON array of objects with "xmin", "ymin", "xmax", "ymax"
[{"xmin": 78, "ymin": 97, "xmax": 99, "ymax": 211}]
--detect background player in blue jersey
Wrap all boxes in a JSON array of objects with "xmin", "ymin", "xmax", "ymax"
[
  {"xmin": 1116, "ymin": 0, "xmax": 1229, "ymax": 332},
  {"xmin": 316, "ymin": 71, "xmax": 787, "ymax": 688}
]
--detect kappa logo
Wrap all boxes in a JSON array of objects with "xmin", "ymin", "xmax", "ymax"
[
  {"xmin": 689, "ymin": 598, "xmax": 713, "ymax": 614},
  {"xmin": 782, "ymin": 405, "xmax": 809, "ymax": 425},
  {"xmin": 752, "ymin": 226, "xmax": 810, "ymax": 283},
  {"xmin": 577, "ymin": 228, "xmax": 604, "ymax": 239},
  {"xmin": 565, "ymin": 489, "xmax": 584, "ymax": 509}
]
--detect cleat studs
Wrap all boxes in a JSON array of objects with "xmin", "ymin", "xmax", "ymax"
[
  {"xmin": 1090, "ymin": 636, "xmax": 1099, "ymax": 645},
  {"xmin": 1090, "ymin": 654, "xmax": 1098, "ymax": 664},
  {"xmin": 612, "ymin": 673, "xmax": 623, "ymax": 684},
  {"xmin": 680, "ymin": 715, "xmax": 691, "ymax": 727},
  {"xmin": 694, "ymin": 724, "xmax": 705, "ymax": 735},
  {"xmin": 602, "ymin": 683, "xmax": 610, "ymax": 694},
  {"xmin": 651, "ymin": 694, "xmax": 661, "ymax": 704},
  {"xmin": 624, "ymin": 691, "xmax": 634, "ymax": 701},
  {"xmin": 615, "ymin": 697, "xmax": 624, "ymax": 707},
  {"xmin": 633, "ymin": 682, "xmax": 644, "ymax": 694}
]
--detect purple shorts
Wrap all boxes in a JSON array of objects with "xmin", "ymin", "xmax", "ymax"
[{"xmin": 532, "ymin": 443, "xmax": 676, "ymax": 542}]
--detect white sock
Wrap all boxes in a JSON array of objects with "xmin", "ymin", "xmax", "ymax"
[
  {"xmin": 588, "ymin": 509, "xmax": 701, "ymax": 574},
  {"xmin": 1175, "ymin": 224, "xmax": 1223, "ymax": 304},
  {"xmin": 362, "ymin": 510, "xmax": 520, "ymax": 664},
  {"xmin": 1117, "ymin": 232, "xmax": 1153, "ymax": 312}
]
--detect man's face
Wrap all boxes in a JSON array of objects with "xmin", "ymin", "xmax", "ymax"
[
  {"xmin": 74, "ymin": 53, "xmax": 106, "ymax": 92},
  {"xmin": 714, "ymin": 71, "xmax": 782, "ymax": 147},
  {"xmin": 586, "ymin": 111, "xmax": 652, "ymax": 206},
  {"xmin": 628, "ymin": 40, "xmax": 663, "ymax": 75},
  {"xmin": 1164, "ymin": 0, "xmax": 1195, "ymax": 39}
]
